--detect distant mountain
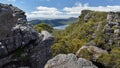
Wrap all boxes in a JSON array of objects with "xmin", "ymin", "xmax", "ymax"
[{"xmin": 29, "ymin": 17, "xmax": 78, "ymax": 27}]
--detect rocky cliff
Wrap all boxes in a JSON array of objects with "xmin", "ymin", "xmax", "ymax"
[
  {"xmin": 0, "ymin": 3, "xmax": 54, "ymax": 68},
  {"xmin": 0, "ymin": 3, "xmax": 120, "ymax": 68},
  {"xmin": 51, "ymin": 10, "xmax": 120, "ymax": 68},
  {"xmin": 76, "ymin": 10, "xmax": 120, "ymax": 67}
]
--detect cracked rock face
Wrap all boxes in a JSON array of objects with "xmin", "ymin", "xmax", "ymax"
[
  {"xmin": 0, "ymin": 3, "xmax": 27, "ymax": 40},
  {"xmin": 0, "ymin": 3, "xmax": 54, "ymax": 68},
  {"xmin": 0, "ymin": 4, "xmax": 15, "ymax": 39}
]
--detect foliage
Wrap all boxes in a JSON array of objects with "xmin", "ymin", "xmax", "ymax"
[
  {"xmin": 34, "ymin": 22, "xmax": 53, "ymax": 33},
  {"xmin": 98, "ymin": 48, "xmax": 120, "ymax": 68},
  {"xmin": 52, "ymin": 10, "xmax": 108, "ymax": 56},
  {"xmin": 51, "ymin": 10, "xmax": 120, "ymax": 68}
]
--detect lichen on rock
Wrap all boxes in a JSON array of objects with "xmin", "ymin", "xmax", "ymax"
[
  {"xmin": 0, "ymin": 3, "xmax": 54, "ymax": 68},
  {"xmin": 45, "ymin": 54, "xmax": 98, "ymax": 68}
]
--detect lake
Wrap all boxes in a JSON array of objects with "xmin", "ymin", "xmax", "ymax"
[{"xmin": 53, "ymin": 25, "xmax": 68, "ymax": 30}]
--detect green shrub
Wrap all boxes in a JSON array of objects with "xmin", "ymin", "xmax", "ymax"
[
  {"xmin": 98, "ymin": 48, "xmax": 120, "ymax": 68},
  {"xmin": 34, "ymin": 22, "xmax": 53, "ymax": 33}
]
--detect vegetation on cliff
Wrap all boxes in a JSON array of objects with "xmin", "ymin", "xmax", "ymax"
[
  {"xmin": 34, "ymin": 22, "xmax": 53, "ymax": 33},
  {"xmin": 51, "ymin": 10, "xmax": 120, "ymax": 68},
  {"xmin": 34, "ymin": 10, "xmax": 120, "ymax": 68}
]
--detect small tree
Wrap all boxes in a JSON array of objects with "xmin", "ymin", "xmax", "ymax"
[{"xmin": 34, "ymin": 22, "xmax": 53, "ymax": 33}]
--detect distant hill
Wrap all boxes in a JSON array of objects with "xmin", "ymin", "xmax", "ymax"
[{"xmin": 29, "ymin": 17, "xmax": 78, "ymax": 27}]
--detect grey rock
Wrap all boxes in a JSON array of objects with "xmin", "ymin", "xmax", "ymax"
[
  {"xmin": 104, "ymin": 27, "xmax": 114, "ymax": 35},
  {"xmin": 76, "ymin": 45, "xmax": 108, "ymax": 61},
  {"xmin": 0, "ymin": 6, "xmax": 15, "ymax": 39},
  {"xmin": 45, "ymin": 54, "xmax": 97, "ymax": 68},
  {"xmin": 18, "ymin": 67, "xmax": 30, "ymax": 68},
  {"xmin": 29, "ymin": 31, "xmax": 54, "ymax": 68},
  {"xmin": 104, "ymin": 12, "xmax": 120, "ymax": 46},
  {"xmin": 0, "ymin": 3, "xmax": 27, "ymax": 40},
  {"xmin": 114, "ymin": 29, "xmax": 120, "ymax": 34},
  {"xmin": 0, "ymin": 55, "xmax": 12, "ymax": 67},
  {"xmin": 107, "ymin": 12, "xmax": 115, "ymax": 21},
  {"xmin": 84, "ymin": 13, "xmax": 91, "ymax": 22},
  {"xmin": 41, "ymin": 30, "xmax": 53, "ymax": 41},
  {"xmin": 0, "ymin": 3, "xmax": 54, "ymax": 68}
]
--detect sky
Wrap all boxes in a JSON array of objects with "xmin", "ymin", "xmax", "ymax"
[{"xmin": 0, "ymin": 0, "xmax": 120, "ymax": 20}]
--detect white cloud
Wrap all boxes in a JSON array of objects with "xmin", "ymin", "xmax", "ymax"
[
  {"xmin": 27, "ymin": 6, "xmax": 64, "ymax": 20},
  {"xmin": 63, "ymin": 2, "xmax": 120, "ymax": 15},
  {"xmin": 36, "ymin": 6, "xmax": 58, "ymax": 12},
  {"xmin": 27, "ymin": 2, "xmax": 120, "ymax": 20}
]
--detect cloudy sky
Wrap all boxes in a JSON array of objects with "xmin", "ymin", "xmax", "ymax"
[{"xmin": 0, "ymin": 0, "xmax": 120, "ymax": 20}]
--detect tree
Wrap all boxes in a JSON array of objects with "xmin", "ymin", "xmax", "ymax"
[{"xmin": 34, "ymin": 22, "xmax": 53, "ymax": 33}]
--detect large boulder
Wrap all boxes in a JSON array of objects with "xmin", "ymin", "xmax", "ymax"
[
  {"xmin": 45, "ymin": 54, "xmax": 97, "ymax": 68},
  {"xmin": 0, "ymin": 3, "xmax": 54, "ymax": 68},
  {"xmin": 29, "ymin": 30, "xmax": 54, "ymax": 68},
  {"xmin": 76, "ymin": 45, "xmax": 108, "ymax": 61},
  {"xmin": 0, "ymin": 3, "xmax": 27, "ymax": 40},
  {"xmin": 0, "ymin": 4, "xmax": 15, "ymax": 39}
]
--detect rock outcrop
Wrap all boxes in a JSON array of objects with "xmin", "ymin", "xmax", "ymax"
[
  {"xmin": 29, "ymin": 31, "xmax": 54, "ymax": 68},
  {"xmin": 84, "ymin": 13, "xmax": 91, "ymax": 22},
  {"xmin": 49, "ymin": 10, "xmax": 120, "ymax": 68},
  {"xmin": 45, "ymin": 54, "xmax": 97, "ymax": 68},
  {"xmin": 104, "ymin": 12, "xmax": 120, "ymax": 48},
  {"xmin": 0, "ymin": 3, "xmax": 54, "ymax": 68},
  {"xmin": 76, "ymin": 45, "xmax": 108, "ymax": 61},
  {"xmin": 0, "ymin": 3, "xmax": 27, "ymax": 40}
]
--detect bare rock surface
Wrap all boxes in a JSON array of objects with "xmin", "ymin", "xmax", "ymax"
[
  {"xmin": 0, "ymin": 3, "xmax": 54, "ymax": 68},
  {"xmin": 45, "ymin": 54, "xmax": 98, "ymax": 68},
  {"xmin": 76, "ymin": 45, "xmax": 108, "ymax": 61}
]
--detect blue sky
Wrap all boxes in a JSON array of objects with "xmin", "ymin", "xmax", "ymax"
[{"xmin": 0, "ymin": 0, "xmax": 120, "ymax": 20}]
